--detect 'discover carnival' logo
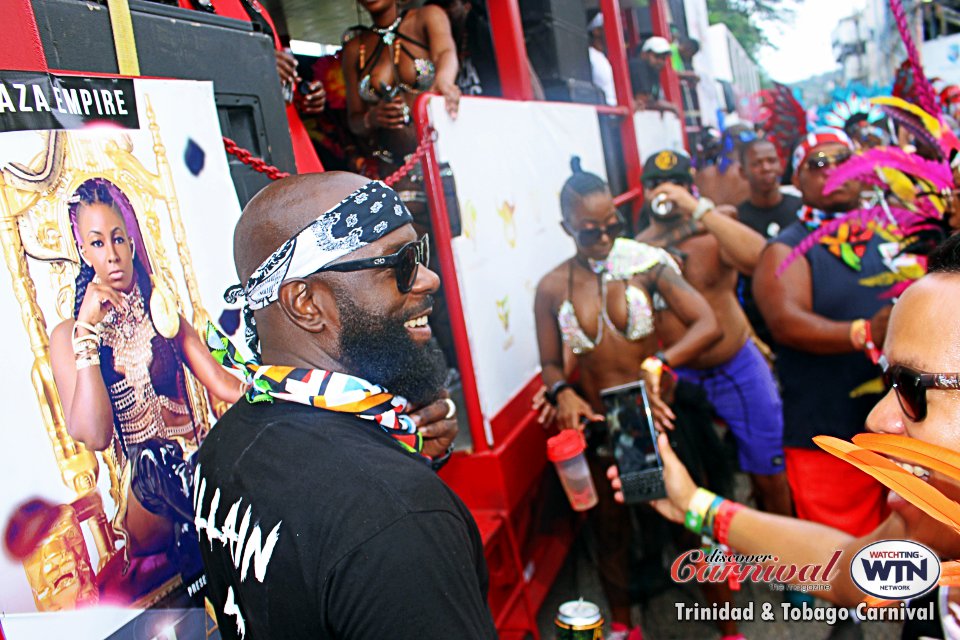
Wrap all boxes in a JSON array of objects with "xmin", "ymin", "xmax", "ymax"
[
  {"xmin": 671, "ymin": 548, "xmax": 841, "ymax": 588},
  {"xmin": 850, "ymin": 540, "xmax": 940, "ymax": 600}
]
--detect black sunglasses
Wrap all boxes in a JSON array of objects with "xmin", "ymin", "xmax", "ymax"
[
  {"xmin": 643, "ymin": 177, "xmax": 690, "ymax": 190},
  {"xmin": 805, "ymin": 150, "xmax": 852, "ymax": 171},
  {"xmin": 567, "ymin": 216, "xmax": 626, "ymax": 247},
  {"xmin": 880, "ymin": 355, "xmax": 960, "ymax": 422},
  {"xmin": 314, "ymin": 234, "xmax": 429, "ymax": 293}
]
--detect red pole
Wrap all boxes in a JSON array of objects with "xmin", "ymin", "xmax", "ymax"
[
  {"xmin": 414, "ymin": 94, "xmax": 490, "ymax": 453},
  {"xmin": 648, "ymin": 0, "xmax": 689, "ymax": 150},
  {"xmin": 600, "ymin": 0, "xmax": 643, "ymax": 210},
  {"xmin": 487, "ymin": 0, "xmax": 534, "ymax": 101}
]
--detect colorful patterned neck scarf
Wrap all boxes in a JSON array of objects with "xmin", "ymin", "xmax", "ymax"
[
  {"xmin": 798, "ymin": 205, "xmax": 876, "ymax": 271},
  {"xmin": 206, "ymin": 323, "xmax": 424, "ymax": 456}
]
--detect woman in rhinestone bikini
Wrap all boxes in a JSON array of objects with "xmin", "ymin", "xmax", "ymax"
[
  {"xmin": 534, "ymin": 159, "xmax": 746, "ymax": 638},
  {"xmin": 342, "ymin": 0, "xmax": 460, "ymax": 177},
  {"xmin": 49, "ymin": 178, "xmax": 244, "ymax": 597}
]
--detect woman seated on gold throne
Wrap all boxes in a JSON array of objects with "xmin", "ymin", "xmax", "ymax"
[{"xmin": 48, "ymin": 178, "xmax": 243, "ymax": 601}]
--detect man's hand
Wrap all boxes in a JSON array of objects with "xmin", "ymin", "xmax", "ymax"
[
  {"xmin": 652, "ymin": 100, "xmax": 681, "ymax": 115},
  {"xmin": 409, "ymin": 397, "xmax": 458, "ymax": 459},
  {"xmin": 295, "ymin": 81, "xmax": 326, "ymax": 115},
  {"xmin": 556, "ymin": 388, "xmax": 603, "ymax": 432},
  {"xmin": 274, "ymin": 50, "xmax": 297, "ymax": 87},
  {"xmin": 649, "ymin": 182, "xmax": 700, "ymax": 218},
  {"xmin": 606, "ymin": 432, "xmax": 697, "ymax": 520},
  {"xmin": 532, "ymin": 385, "xmax": 558, "ymax": 426}
]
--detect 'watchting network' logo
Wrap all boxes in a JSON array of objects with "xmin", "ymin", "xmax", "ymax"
[{"xmin": 850, "ymin": 540, "xmax": 940, "ymax": 600}]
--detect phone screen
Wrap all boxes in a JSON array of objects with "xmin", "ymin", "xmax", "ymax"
[{"xmin": 600, "ymin": 380, "xmax": 666, "ymax": 502}]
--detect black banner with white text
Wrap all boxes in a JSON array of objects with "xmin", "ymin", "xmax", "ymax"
[{"xmin": 0, "ymin": 71, "xmax": 139, "ymax": 132}]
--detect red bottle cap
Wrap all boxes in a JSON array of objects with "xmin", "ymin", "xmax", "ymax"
[{"xmin": 546, "ymin": 429, "xmax": 587, "ymax": 462}]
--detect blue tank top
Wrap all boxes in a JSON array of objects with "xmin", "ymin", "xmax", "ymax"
[{"xmin": 773, "ymin": 221, "xmax": 890, "ymax": 448}]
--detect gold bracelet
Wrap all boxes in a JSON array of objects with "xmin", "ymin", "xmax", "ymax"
[
  {"xmin": 73, "ymin": 321, "xmax": 100, "ymax": 338},
  {"xmin": 641, "ymin": 356, "xmax": 664, "ymax": 380},
  {"xmin": 72, "ymin": 333, "xmax": 99, "ymax": 347},
  {"xmin": 849, "ymin": 318, "xmax": 867, "ymax": 350},
  {"xmin": 75, "ymin": 355, "xmax": 101, "ymax": 370}
]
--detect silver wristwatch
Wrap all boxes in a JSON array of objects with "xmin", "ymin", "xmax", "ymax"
[{"xmin": 692, "ymin": 197, "xmax": 715, "ymax": 222}]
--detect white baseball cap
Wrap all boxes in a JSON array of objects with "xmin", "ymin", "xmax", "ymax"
[{"xmin": 641, "ymin": 36, "xmax": 672, "ymax": 55}]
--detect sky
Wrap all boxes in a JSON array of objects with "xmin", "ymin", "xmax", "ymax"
[{"xmin": 757, "ymin": 0, "xmax": 868, "ymax": 84}]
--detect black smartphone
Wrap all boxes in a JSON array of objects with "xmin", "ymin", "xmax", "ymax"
[{"xmin": 600, "ymin": 380, "xmax": 667, "ymax": 503}]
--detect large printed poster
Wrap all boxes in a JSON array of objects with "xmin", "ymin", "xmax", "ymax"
[
  {"xmin": 427, "ymin": 97, "xmax": 606, "ymax": 425},
  {"xmin": 0, "ymin": 74, "xmax": 243, "ymax": 632}
]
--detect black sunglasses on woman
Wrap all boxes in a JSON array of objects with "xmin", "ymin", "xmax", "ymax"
[{"xmin": 564, "ymin": 214, "xmax": 627, "ymax": 247}]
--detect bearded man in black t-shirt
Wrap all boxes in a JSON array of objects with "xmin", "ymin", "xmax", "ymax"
[{"xmin": 194, "ymin": 172, "xmax": 497, "ymax": 640}]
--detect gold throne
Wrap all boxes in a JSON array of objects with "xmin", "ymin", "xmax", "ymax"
[{"xmin": 0, "ymin": 100, "xmax": 220, "ymax": 610}]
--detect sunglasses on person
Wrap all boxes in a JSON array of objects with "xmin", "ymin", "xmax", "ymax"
[
  {"xmin": 643, "ymin": 177, "xmax": 691, "ymax": 190},
  {"xmin": 567, "ymin": 216, "xmax": 626, "ymax": 247},
  {"xmin": 314, "ymin": 234, "xmax": 430, "ymax": 293},
  {"xmin": 805, "ymin": 149, "xmax": 852, "ymax": 172},
  {"xmin": 880, "ymin": 355, "xmax": 960, "ymax": 422}
]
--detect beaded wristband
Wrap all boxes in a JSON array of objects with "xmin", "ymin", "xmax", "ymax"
[
  {"xmin": 701, "ymin": 494, "xmax": 726, "ymax": 540},
  {"xmin": 684, "ymin": 488, "xmax": 717, "ymax": 535}
]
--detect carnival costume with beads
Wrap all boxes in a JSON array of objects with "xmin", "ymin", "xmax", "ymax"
[{"xmin": 99, "ymin": 284, "xmax": 193, "ymax": 451}]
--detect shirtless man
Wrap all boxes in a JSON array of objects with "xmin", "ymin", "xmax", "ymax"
[{"xmin": 635, "ymin": 149, "xmax": 792, "ymax": 516}]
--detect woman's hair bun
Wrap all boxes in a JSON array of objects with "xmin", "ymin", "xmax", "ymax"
[{"xmin": 570, "ymin": 156, "xmax": 583, "ymax": 174}]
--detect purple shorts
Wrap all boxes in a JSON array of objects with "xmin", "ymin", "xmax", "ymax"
[{"xmin": 674, "ymin": 340, "xmax": 785, "ymax": 475}]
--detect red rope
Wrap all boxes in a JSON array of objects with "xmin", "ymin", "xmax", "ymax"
[
  {"xmin": 222, "ymin": 125, "xmax": 437, "ymax": 185},
  {"xmin": 383, "ymin": 125, "xmax": 438, "ymax": 187},
  {"xmin": 222, "ymin": 137, "xmax": 291, "ymax": 180}
]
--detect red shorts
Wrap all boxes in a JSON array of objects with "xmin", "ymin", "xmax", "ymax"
[{"xmin": 784, "ymin": 447, "xmax": 889, "ymax": 537}]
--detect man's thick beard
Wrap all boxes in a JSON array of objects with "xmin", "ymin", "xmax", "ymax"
[{"xmin": 335, "ymin": 294, "xmax": 447, "ymax": 406}]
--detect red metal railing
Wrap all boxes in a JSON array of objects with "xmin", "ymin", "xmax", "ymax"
[
  {"xmin": 487, "ymin": 1, "xmax": 534, "ymax": 101},
  {"xmin": 600, "ymin": 0, "xmax": 644, "ymax": 212},
  {"xmin": 414, "ymin": 94, "xmax": 491, "ymax": 453},
  {"xmin": 649, "ymin": 0, "xmax": 690, "ymax": 151}
]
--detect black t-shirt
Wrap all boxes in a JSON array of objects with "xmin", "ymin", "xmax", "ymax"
[
  {"xmin": 629, "ymin": 56, "xmax": 661, "ymax": 100},
  {"xmin": 195, "ymin": 400, "xmax": 496, "ymax": 640},
  {"xmin": 737, "ymin": 194, "xmax": 802, "ymax": 347},
  {"xmin": 737, "ymin": 194, "xmax": 802, "ymax": 239}
]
